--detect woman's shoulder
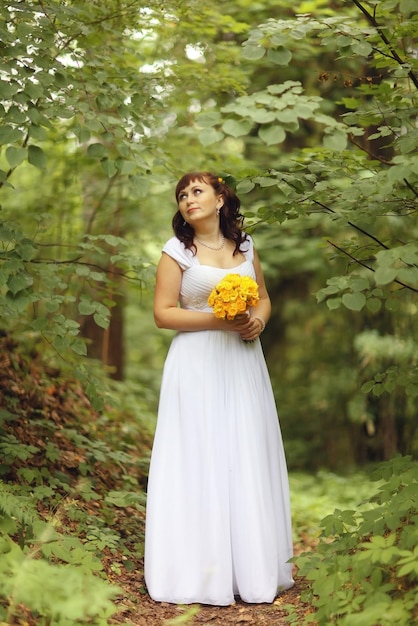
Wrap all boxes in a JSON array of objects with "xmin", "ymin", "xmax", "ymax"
[
  {"xmin": 163, "ymin": 235, "xmax": 183, "ymax": 251},
  {"xmin": 162, "ymin": 236, "xmax": 194, "ymax": 270}
]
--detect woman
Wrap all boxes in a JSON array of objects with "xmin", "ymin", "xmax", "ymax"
[{"xmin": 144, "ymin": 172, "xmax": 294, "ymax": 606}]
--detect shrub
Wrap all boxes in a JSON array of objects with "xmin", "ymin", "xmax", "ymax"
[{"xmin": 293, "ymin": 456, "xmax": 418, "ymax": 625}]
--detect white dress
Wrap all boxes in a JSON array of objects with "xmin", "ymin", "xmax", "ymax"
[{"xmin": 144, "ymin": 235, "xmax": 294, "ymax": 606}]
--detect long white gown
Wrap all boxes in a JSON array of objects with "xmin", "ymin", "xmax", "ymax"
[{"xmin": 144, "ymin": 235, "xmax": 294, "ymax": 606}]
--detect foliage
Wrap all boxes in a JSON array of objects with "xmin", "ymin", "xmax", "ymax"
[
  {"xmin": 199, "ymin": 0, "xmax": 418, "ymax": 313},
  {"xmin": 289, "ymin": 470, "xmax": 380, "ymax": 542},
  {"xmin": 0, "ymin": 0, "xmax": 251, "ymax": 382},
  {"xmin": 0, "ymin": 336, "xmax": 153, "ymax": 624},
  {"xmin": 192, "ymin": 0, "xmax": 418, "ymax": 465},
  {"xmin": 290, "ymin": 455, "xmax": 418, "ymax": 625}
]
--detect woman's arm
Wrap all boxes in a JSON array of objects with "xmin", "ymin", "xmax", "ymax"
[
  {"xmin": 239, "ymin": 248, "xmax": 272, "ymax": 342},
  {"xmin": 154, "ymin": 253, "xmax": 249, "ymax": 333},
  {"xmin": 252, "ymin": 247, "xmax": 271, "ymax": 323}
]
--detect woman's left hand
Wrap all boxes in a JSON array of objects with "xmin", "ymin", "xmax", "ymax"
[{"xmin": 239, "ymin": 315, "xmax": 264, "ymax": 342}]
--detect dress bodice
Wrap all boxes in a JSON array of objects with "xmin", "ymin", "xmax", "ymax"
[
  {"xmin": 180, "ymin": 262, "xmax": 256, "ymax": 312},
  {"xmin": 162, "ymin": 236, "xmax": 256, "ymax": 313}
]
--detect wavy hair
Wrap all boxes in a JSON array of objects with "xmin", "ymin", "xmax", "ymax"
[{"xmin": 172, "ymin": 172, "xmax": 248, "ymax": 255}]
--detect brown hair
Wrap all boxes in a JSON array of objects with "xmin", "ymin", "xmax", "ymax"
[{"xmin": 172, "ymin": 171, "xmax": 248, "ymax": 255}]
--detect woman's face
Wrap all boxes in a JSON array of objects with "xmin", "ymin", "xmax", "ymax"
[{"xmin": 177, "ymin": 179, "xmax": 223, "ymax": 226}]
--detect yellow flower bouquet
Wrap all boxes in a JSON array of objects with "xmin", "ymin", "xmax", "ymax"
[{"xmin": 208, "ymin": 273, "xmax": 259, "ymax": 320}]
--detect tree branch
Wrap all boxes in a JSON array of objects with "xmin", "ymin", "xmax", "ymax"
[
  {"xmin": 326, "ymin": 239, "xmax": 418, "ymax": 293},
  {"xmin": 351, "ymin": 0, "xmax": 418, "ymax": 89},
  {"xmin": 313, "ymin": 199, "xmax": 390, "ymax": 250},
  {"xmin": 404, "ymin": 178, "xmax": 418, "ymax": 198},
  {"xmin": 32, "ymin": 258, "xmax": 143, "ymax": 283},
  {"xmin": 348, "ymin": 133, "xmax": 392, "ymax": 165}
]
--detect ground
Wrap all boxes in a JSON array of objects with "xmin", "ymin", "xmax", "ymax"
[
  {"xmin": 108, "ymin": 560, "xmax": 313, "ymax": 626},
  {"xmin": 101, "ymin": 537, "xmax": 315, "ymax": 626}
]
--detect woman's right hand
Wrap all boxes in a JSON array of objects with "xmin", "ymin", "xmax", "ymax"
[{"xmin": 223, "ymin": 313, "xmax": 252, "ymax": 334}]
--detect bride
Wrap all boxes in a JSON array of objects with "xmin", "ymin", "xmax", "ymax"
[{"xmin": 144, "ymin": 171, "xmax": 294, "ymax": 606}]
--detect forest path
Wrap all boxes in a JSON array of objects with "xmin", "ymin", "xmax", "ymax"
[{"xmin": 109, "ymin": 545, "xmax": 313, "ymax": 626}]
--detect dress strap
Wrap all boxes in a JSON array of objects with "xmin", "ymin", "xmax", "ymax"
[{"xmin": 162, "ymin": 237, "xmax": 195, "ymax": 271}]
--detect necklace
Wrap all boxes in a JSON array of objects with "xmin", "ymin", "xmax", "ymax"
[{"xmin": 194, "ymin": 234, "xmax": 225, "ymax": 251}]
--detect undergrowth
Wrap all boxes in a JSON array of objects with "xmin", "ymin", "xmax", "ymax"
[
  {"xmin": 0, "ymin": 335, "xmax": 153, "ymax": 625},
  {"xmin": 287, "ymin": 455, "xmax": 418, "ymax": 625}
]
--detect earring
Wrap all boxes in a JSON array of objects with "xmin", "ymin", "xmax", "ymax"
[
  {"xmin": 216, "ymin": 209, "xmax": 220, "ymax": 216},
  {"xmin": 183, "ymin": 220, "xmax": 187, "ymax": 226}
]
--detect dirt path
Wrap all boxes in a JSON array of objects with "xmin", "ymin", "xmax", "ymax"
[{"xmin": 109, "ymin": 552, "xmax": 313, "ymax": 626}]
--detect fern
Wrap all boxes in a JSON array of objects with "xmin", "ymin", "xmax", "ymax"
[
  {"xmin": 0, "ymin": 537, "xmax": 119, "ymax": 625},
  {"xmin": 0, "ymin": 481, "xmax": 121, "ymax": 624},
  {"xmin": 0, "ymin": 482, "xmax": 38, "ymax": 544}
]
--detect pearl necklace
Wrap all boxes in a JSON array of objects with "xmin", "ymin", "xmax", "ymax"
[{"xmin": 194, "ymin": 234, "xmax": 225, "ymax": 251}]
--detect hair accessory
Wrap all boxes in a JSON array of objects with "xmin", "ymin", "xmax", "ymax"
[{"xmin": 218, "ymin": 177, "xmax": 224, "ymax": 184}]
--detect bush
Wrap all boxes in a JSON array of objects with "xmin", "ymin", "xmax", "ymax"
[{"xmin": 292, "ymin": 456, "xmax": 418, "ymax": 625}]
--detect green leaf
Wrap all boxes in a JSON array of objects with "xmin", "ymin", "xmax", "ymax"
[
  {"xmin": 195, "ymin": 111, "xmax": 221, "ymax": 127},
  {"xmin": 87, "ymin": 142, "xmax": 106, "ymax": 158},
  {"xmin": 323, "ymin": 129, "xmax": 347, "ymax": 151},
  {"xmin": 0, "ymin": 125, "xmax": 23, "ymax": 145},
  {"xmin": 276, "ymin": 109, "xmax": 299, "ymax": 124},
  {"xmin": 74, "ymin": 126, "xmax": 91, "ymax": 143},
  {"xmin": 267, "ymin": 47, "xmax": 292, "ymax": 65},
  {"xmin": 241, "ymin": 44, "xmax": 265, "ymax": 60},
  {"xmin": 351, "ymin": 41, "xmax": 373, "ymax": 57},
  {"xmin": 361, "ymin": 380, "xmax": 375, "ymax": 393},
  {"xmin": 374, "ymin": 266, "xmax": 397, "ymax": 286},
  {"xmin": 5, "ymin": 291, "xmax": 32, "ymax": 312},
  {"xmin": 31, "ymin": 317, "xmax": 49, "ymax": 331},
  {"xmin": 198, "ymin": 128, "xmax": 224, "ymax": 146},
  {"xmin": 327, "ymin": 297, "xmax": 342, "ymax": 310},
  {"xmin": 29, "ymin": 125, "xmax": 48, "ymax": 141},
  {"xmin": 28, "ymin": 145, "xmax": 47, "ymax": 169},
  {"xmin": 342, "ymin": 292, "xmax": 366, "ymax": 311},
  {"xmin": 101, "ymin": 158, "xmax": 118, "ymax": 177},
  {"xmin": 71, "ymin": 338, "xmax": 88, "ymax": 356},
  {"xmin": 249, "ymin": 109, "xmax": 276, "ymax": 124},
  {"xmin": 0, "ymin": 80, "xmax": 19, "ymax": 98},
  {"xmin": 78, "ymin": 299, "xmax": 97, "ymax": 315},
  {"xmin": 399, "ymin": 0, "xmax": 416, "ymax": 15},
  {"xmin": 5, "ymin": 146, "xmax": 27, "ymax": 168},
  {"xmin": 130, "ymin": 175, "xmax": 150, "ymax": 197},
  {"xmin": 258, "ymin": 125, "xmax": 286, "ymax": 145},
  {"xmin": 7, "ymin": 272, "xmax": 33, "ymax": 295},
  {"xmin": 222, "ymin": 119, "xmax": 251, "ymax": 137},
  {"xmin": 236, "ymin": 179, "xmax": 255, "ymax": 194},
  {"xmin": 366, "ymin": 298, "xmax": 382, "ymax": 313},
  {"xmin": 351, "ymin": 277, "xmax": 369, "ymax": 292},
  {"xmin": 16, "ymin": 240, "xmax": 38, "ymax": 261},
  {"xmin": 117, "ymin": 159, "xmax": 137, "ymax": 175},
  {"xmin": 105, "ymin": 490, "xmax": 144, "ymax": 508}
]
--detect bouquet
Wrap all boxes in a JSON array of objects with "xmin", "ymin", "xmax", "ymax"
[{"xmin": 208, "ymin": 273, "xmax": 259, "ymax": 320}]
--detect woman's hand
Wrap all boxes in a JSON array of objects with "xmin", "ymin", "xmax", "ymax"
[{"xmin": 225, "ymin": 314, "xmax": 264, "ymax": 341}]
